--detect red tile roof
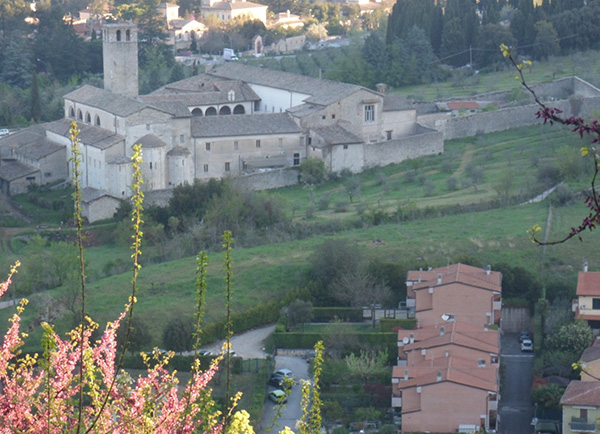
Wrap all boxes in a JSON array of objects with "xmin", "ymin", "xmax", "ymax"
[
  {"xmin": 447, "ymin": 101, "xmax": 480, "ymax": 110},
  {"xmin": 399, "ymin": 322, "xmax": 499, "ymax": 355},
  {"xmin": 561, "ymin": 381, "xmax": 600, "ymax": 406},
  {"xmin": 407, "ymin": 263, "xmax": 501, "ymax": 293},
  {"xmin": 576, "ymin": 272, "xmax": 600, "ymax": 296},
  {"xmin": 393, "ymin": 355, "xmax": 498, "ymax": 392}
]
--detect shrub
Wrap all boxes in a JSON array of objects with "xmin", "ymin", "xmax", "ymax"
[
  {"xmin": 319, "ymin": 193, "xmax": 331, "ymax": 210},
  {"xmin": 300, "ymin": 158, "xmax": 327, "ymax": 184},
  {"xmin": 334, "ymin": 201, "xmax": 349, "ymax": 212},
  {"xmin": 446, "ymin": 176, "xmax": 459, "ymax": 191}
]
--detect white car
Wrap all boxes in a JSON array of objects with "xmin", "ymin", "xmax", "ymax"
[
  {"xmin": 521, "ymin": 339, "xmax": 533, "ymax": 352},
  {"xmin": 0, "ymin": 129, "xmax": 9, "ymax": 136}
]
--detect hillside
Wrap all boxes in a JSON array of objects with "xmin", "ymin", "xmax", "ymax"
[{"xmin": 1, "ymin": 119, "xmax": 597, "ymax": 352}]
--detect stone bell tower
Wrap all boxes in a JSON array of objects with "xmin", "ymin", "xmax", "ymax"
[{"xmin": 102, "ymin": 22, "xmax": 139, "ymax": 98}]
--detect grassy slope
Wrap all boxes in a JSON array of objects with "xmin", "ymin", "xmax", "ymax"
[{"xmin": 2, "ymin": 53, "xmax": 599, "ymax": 351}]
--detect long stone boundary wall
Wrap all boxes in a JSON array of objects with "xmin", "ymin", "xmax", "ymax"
[
  {"xmin": 438, "ymin": 100, "xmax": 570, "ymax": 140},
  {"xmin": 427, "ymin": 76, "xmax": 600, "ymax": 140},
  {"xmin": 231, "ymin": 167, "xmax": 300, "ymax": 191},
  {"xmin": 363, "ymin": 125, "xmax": 444, "ymax": 168}
]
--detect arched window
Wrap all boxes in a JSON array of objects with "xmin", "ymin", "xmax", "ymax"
[
  {"xmin": 126, "ymin": 29, "xmax": 131, "ymax": 41},
  {"xmin": 116, "ymin": 30, "xmax": 121, "ymax": 41},
  {"xmin": 69, "ymin": 107, "xmax": 75, "ymax": 118},
  {"xmin": 86, "ymin": 112, "xmax": 91, "ymax": 123},
  {"xmin": 191, "ymin": 108, "xmax": 203, "ymax": 116},
  {"xmin": 219, "ymin": 106, "xmax": 231, "ymax": 115},
  {"xmin": 205, "ymin": 107, "xmax": 217, "ymax": 116},
  {"xmin": 77, "ymin": 109, "xmax": 83, "ymax": 120},
  {"xmin": 233, "ymin": 105, "xmax": 245, "ymax": 115},
  {"xmin": 95, "ymin": 115, "xmax": 101, "ymax": 126}
]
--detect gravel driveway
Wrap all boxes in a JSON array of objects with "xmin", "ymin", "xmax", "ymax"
[{"xmin": 198, "ymin": 324, "xmax": 276, "ymax": 359}]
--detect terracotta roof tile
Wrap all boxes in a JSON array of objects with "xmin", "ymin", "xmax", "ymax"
[
  {"xmin": 407, "ymin": 263, "xmax": 501, "ymax": 293},
  {"xmin": 576, "ymin": 272, "xmax": 600, "ymax": 296},
  {"xmin": 561, "ymin": 381, "xmax": 600, "ymax": 406}
]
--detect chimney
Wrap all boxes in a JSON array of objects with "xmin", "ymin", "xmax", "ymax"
[
  {"xmin": 437, "ymin": 274, "xmax": 442, "ymax": 285},
  {"xmin": 418, "ymin": 274, "xmax": 422, "ymax": 283},
  {"xmin": 584, "ymin": 262, "xmax": 589, "ymax": 272},
  {"xmin": 404, "ymin": 369, "xmax": 409, "ymax": 380},
  {"xmin": 375, "ymin": 83, "xmax": 387, "ymax": 94},
  {"xmin": 440, "ymin": 326, "xmax": 445, "ymax": 336},
  {"xmin": 436, "ymin": 371, "xmax": 442, "ymax": 382},
  {"xmin": 486, "ymin": 265, "xmax": 491, "ymax": 276}
]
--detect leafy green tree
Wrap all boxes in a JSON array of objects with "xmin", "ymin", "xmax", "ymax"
[
  {"xmin": 33, "ymin": 6, "xmax": 88, "ymax": 81},
  {"xmin": 532, "ymin": 384, "xmax": 566, "ymax": 412},
  {"xmin": 284, "ymin": 299, "xmax": 314, "ymax": 330},
  {"xmin": 309, "ymin": 239, "xmax": 362, "ymax": 305},
  {"xmin": 534, "ymin": 21, "xmax": 560, "ymax": 60},
  {"xmin": 0, "ymin": 31, "xmax": 33, "ymax": 88},
  {"xmin": 494, "ymin": 263, "xmax": 541, "ymax": 311},
  {"xmin": 30, "ymin": 73, "xmax": 42, "ymax": 122},
  {"xmin": 344, "ymin": 350, "xmax": 388, "ymax": 383},
  {"xmin": 299, "ymin": 158, "xmax": 327, "ymax": 184},
  {"xmin": 475, "ymin": 24, "xmax": 516, "ymax": 68},
  {"xmin": 331, "ymin": 270, "xmax": 392, "ymax": 309},
  {"xmin": 117, "ymin": 316, "xmax": 152, "ymax": 355},
  {"xmin": 546, "ymin": 321, "xmax": 592, "ymax": 356},
  {"xmin": 440, "ymin": 17, "xmax": 468, "ymax": 67},
  {"xmin": 163, "ymin": 316, "xmax": 195, "ymax": 351}
]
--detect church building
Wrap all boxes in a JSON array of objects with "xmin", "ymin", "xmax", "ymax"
[{"xmin": 0, "ymin": 22, "xmax": 442, "ymax": 222}]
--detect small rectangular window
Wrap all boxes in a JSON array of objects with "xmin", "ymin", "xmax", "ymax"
[
  {"xmin": 150, "ymin": 162, "xmax": 153, "ymax": 170},
  {"xmin": 343, "ymin": 145, "xmax": 348, "ymax": 150},
  {"xmin": 293, "ymin": 153, "xmax": 300, "ymax": 165},
  {"xmin": 364, "ymin": 104, "xmax": 375, "ymax": 122},
  {"xmin": 593, "ymin": 298, "xmax": 600, "ymax": 309},
  {"xmin": 278, "ymin": 138, "xmax": 283, "ymax": 147},
  {"xmin": 234, "ymin": 141, "xmax": 239, "ymax": 150},
  {"xmin": 386, "ymin": 130, "xmax": 392, "ymax": 140},
  {"xmin": 322, "ymin": 115, "xmax": 326, "ymax": 120},
  {"xmin": 206, "ymin": 142, "xmax": 211, "ymax": 151},
  {"xmin": 180, "ymin": 134, "xmax": 184, "ymax": 143},
  {"xmin": 256, "ymin": 140, "xmax": 261, "ymax": 148},
  {"xmin": 44, "ymin": 172, "xmax": 52, "ymax": 177},
  {"xmin": 146, "ymin": 124, "xmax": 150, "ymax": 131},
  {"xmin": 203, "ymin": 164, "xmax": 209, "ymax": 172},
  {"xmin": 332, "ymin": 114, "xmax": 336, "ymax": 119},
  {"xmin": 307, "ymin": 137, "xmax": 312, "ymax": 145},
  {"xmin": 225, "ymin": 162, "xmax": 230, "ymax": 171}
]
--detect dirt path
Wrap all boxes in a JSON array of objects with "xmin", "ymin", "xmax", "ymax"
[
  {"xmin": 456, "ymin": 143, "xmax": 475, "ymax": 175},
  {"xmin": 197, "ymin": 324, "xmax": 275, "ymax": 359}
]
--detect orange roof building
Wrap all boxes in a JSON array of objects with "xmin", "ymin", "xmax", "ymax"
[{"xmin": 574, "ymin": 269, "xmax": 600, "ymax": 328}]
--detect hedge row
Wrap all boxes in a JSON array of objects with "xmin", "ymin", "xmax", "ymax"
[
  {"xmin": 312, "ymin": 307, "xmax": 363, "ymax": 322},
  {"xmin": 273, "ymin": 332, "xmax": 397, "ymax": 349},
  {"xmin": 121, "ymin": 354, "xmax": 246, "ymax": 373},
  {"xmin": 379, "ymin": 318, "xmax": 417, "ymax": 331}
]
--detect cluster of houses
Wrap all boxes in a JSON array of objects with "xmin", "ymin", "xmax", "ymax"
[
  {"xmin": 392, "ymin": 263, "xmax": 502, "ymax": 433},
  {"xmin": 560, "ymin": 267, "xmax": 600, "ymax": 434}
]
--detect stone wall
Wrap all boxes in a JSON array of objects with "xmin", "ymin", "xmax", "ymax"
[
  {"xmin": 437, "ymin": 100, "xmax": 572, "ymax": 140},
  {"xmin": 231, "ymin": 167, "xmax": 300, "ymax": 191},
  {"xmin": 363, "ymin": 124, "xmax": 443, "ymax": 168},
  {"xmin": 501, "ymin": 307, "xmax": 532, "ymax": 333}
]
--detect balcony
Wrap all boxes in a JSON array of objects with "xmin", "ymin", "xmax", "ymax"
[{"xmin": 571, "ymin": 417, "xmax": 597, "ymax": 432}]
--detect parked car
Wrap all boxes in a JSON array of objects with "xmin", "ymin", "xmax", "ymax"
[
  {"xmin": 269, "ymin": 374, "xmax": 293, "ymax": 390},
  {"xmin": 521, "ymin": 338, "xmax": 533, "ymax": 352},
  {"xmin": 268, "ymin": 389, "xmax": 287, "ymax": 404},
  {"xmin": 0, "ymin": 129, "xmax": 9, "ymax": 136},
  {"xmin": 272, "ymin": 369, "xmax": 293, "ymax": 377},
  {"xmin": 533, "ymin": 419, "xmax": 561, "ymax": 434},
  {"xmin": 520, "ymin": 330, "xmax": 531, "ymax": 343}
]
